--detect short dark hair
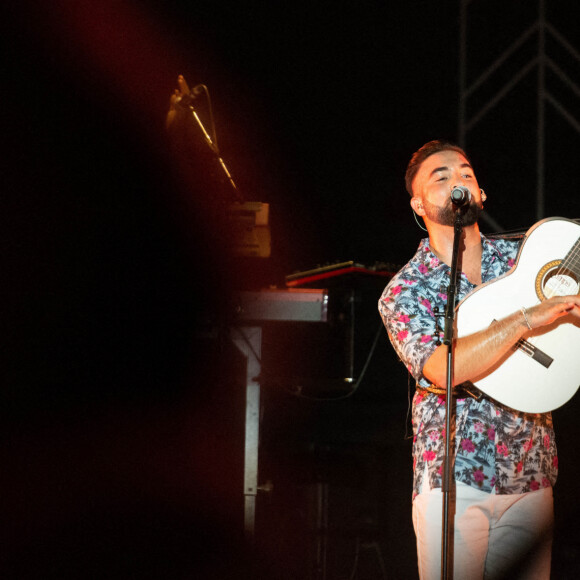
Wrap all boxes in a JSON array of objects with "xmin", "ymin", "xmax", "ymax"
[{"xmin": 405, "ymin": 140, "xmax": 470, "ymax": 196}]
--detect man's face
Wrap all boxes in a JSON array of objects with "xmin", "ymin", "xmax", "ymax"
[{"xmin": 411, "ymin": 150, "xmax": 483, "ymax": 227}]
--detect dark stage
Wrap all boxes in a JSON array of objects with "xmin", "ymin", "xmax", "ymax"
[{"xmin": 2, "ymin": 1, "xmax": 580, "ymax": 578}]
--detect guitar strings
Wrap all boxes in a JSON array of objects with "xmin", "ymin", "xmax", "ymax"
[{"xmin": 547, "ymin": 235, "xmax": 580, "ymax": 298}]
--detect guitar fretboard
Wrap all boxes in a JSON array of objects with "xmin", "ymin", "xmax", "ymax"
[{"xmin": 563, "ymin": 237, "xmax": 580, "ymax": 276}]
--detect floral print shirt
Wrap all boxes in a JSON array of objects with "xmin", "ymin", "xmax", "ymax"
[{"xmin": 378, "ymin": 235, "xmax": 557, "ymax": 499}]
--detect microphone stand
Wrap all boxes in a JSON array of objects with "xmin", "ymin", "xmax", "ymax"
[
  {"xmin": 176, "ymin": 86, "xmax": 244, "ymax": 203},
  {"xmin": 187, "ymin": 106, "xmax": 243, "ymax": 202},
  {"xmin": 441, "ymin": 208, "xmax": 465, "ymax": 580}
]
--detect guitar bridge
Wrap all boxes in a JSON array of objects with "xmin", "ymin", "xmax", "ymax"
[
  {"xmin": 491, "ymin": 319, "xmax": 554, "ymax": 369},
  {"xmin": 514, "ymin": 338, "xmax": 553, "ymax": 369}
]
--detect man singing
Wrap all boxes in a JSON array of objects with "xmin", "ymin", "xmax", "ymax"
[{"xmin": 378, "ymin": 140, "xmax": 580, "ymax": 579}]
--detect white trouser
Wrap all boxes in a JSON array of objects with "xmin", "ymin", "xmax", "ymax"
[{"xmin": 412, "ymin": 482, "xmax": 553, "ymax": 580}]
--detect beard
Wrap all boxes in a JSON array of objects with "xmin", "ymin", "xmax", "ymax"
[{"xmin": 422, "ymin": 198, "xmax": 482, "ymax": 227}]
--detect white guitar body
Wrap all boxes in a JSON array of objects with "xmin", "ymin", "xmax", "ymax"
[{"xmin": 456, "ymin": 217, "xmax": 580, "ymax": 413}]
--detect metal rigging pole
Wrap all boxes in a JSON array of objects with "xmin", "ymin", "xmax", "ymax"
[{"xmin": 458, "ymin": 0, "xmax": 580, "ymax": 227}]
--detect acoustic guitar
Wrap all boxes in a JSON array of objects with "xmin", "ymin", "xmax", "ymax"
[{"xmin": 456, "ymin": 217, "xmax": 580, "ymax": 413}]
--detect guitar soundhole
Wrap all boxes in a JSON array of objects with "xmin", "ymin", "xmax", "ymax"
[{"xmin": 537, "ymin": 260, "xmax": 580, "ymax": 300}]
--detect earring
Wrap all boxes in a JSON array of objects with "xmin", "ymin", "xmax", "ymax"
[{"xmin": 480, "ymin": 189, "xmax": 487, "ymax": 202}]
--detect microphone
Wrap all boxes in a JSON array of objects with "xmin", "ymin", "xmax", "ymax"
[
  {"xmin": 450, "ymin": 186, "xmax": 471, "ymax": 207},
  {"xmin": 176, "ymin": 85, "xmax": 204, "ymax": 108}
]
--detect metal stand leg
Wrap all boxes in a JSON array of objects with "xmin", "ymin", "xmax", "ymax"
[
  {"xmin": 314, "ymin": 481, "xmax": 329, "ymax": 580},
  {"xmin": 230, "ymin": 326, "xmax": 262, "ymax": 541}
]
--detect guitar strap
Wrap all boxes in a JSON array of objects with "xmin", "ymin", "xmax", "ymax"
[{"xmin": 417, "ymin": 382, "xmax": 483, "ymax": 401}]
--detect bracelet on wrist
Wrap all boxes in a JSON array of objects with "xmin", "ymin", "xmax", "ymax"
[{"xmin": 520, "ymin": 306, "xmax": 532, "ymax": 330}]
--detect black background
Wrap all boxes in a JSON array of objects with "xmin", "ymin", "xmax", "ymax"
[{"xmin": 1, "ymin": 1, "xmax": 580, "ymax": 578}]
